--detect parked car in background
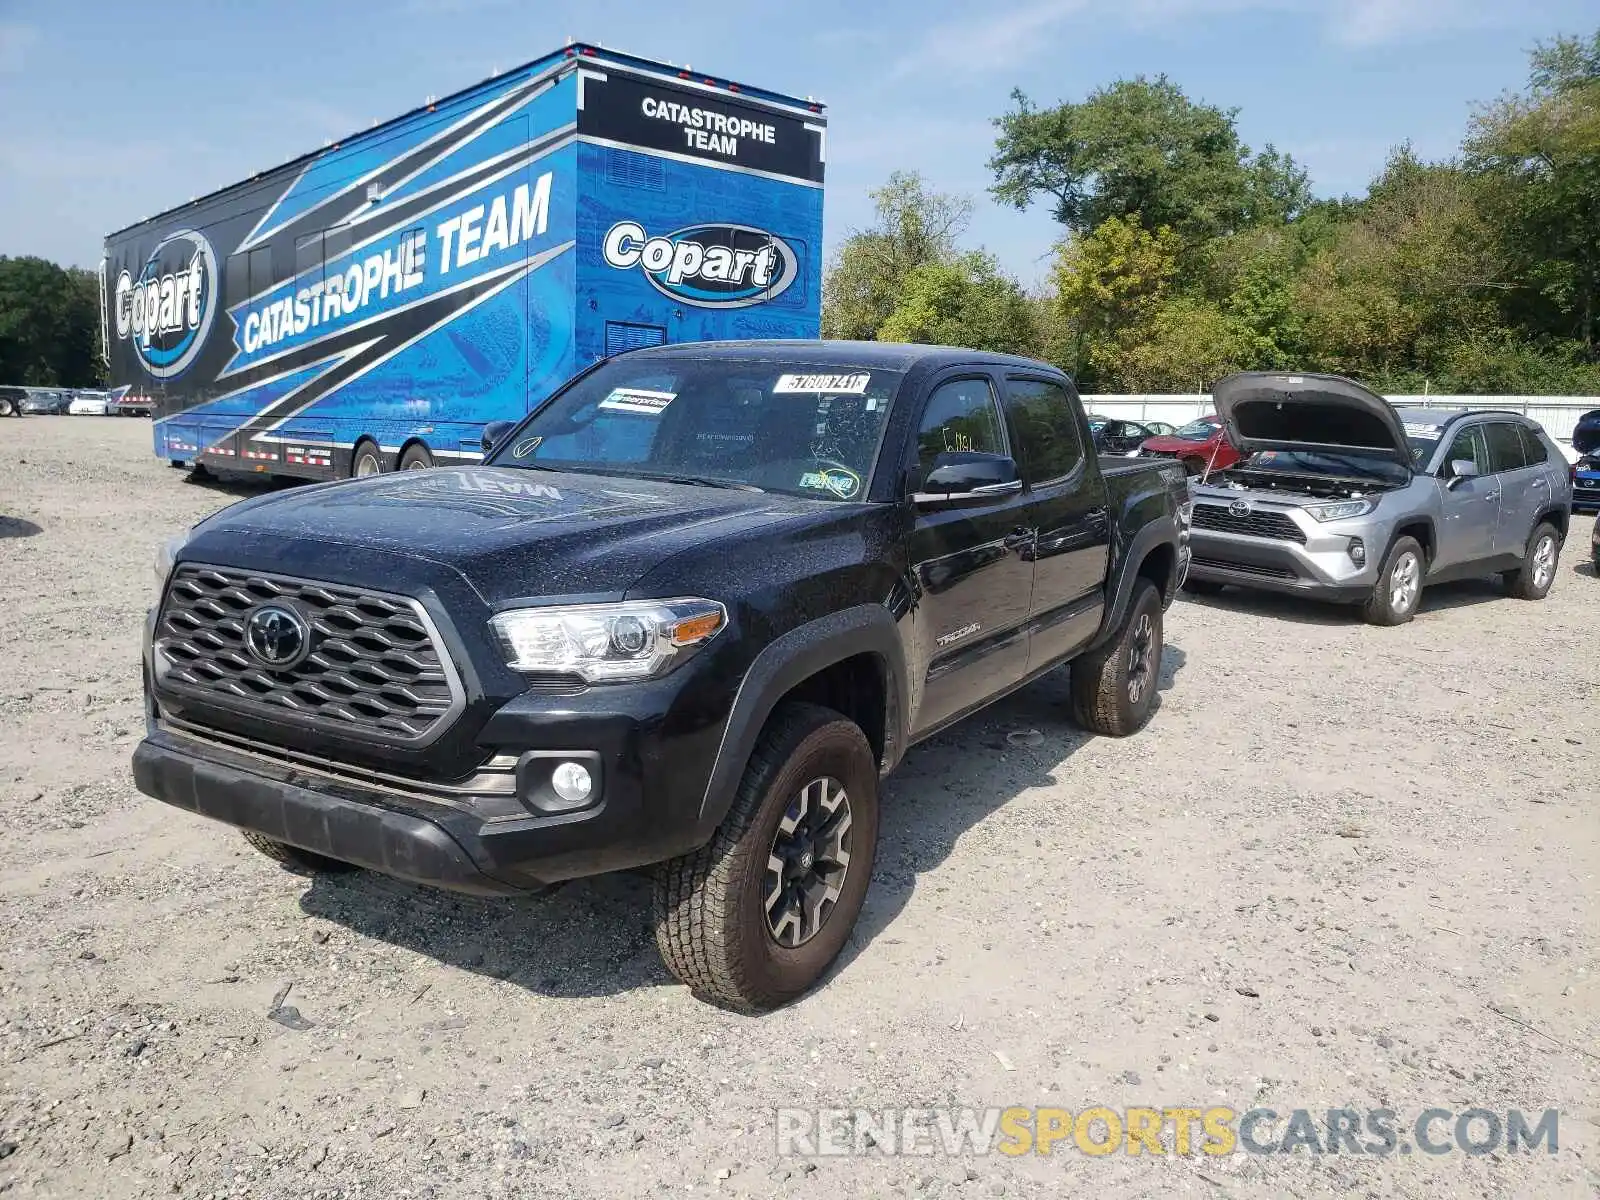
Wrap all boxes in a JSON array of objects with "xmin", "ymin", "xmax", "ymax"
[
  {"xmin": 1184, "ymin": 373, "xmax": 1573, "ymax": 625},
  {"xmin": 0, "ymin": 386, "xmax": 25, "ymax": 417},
  {"xmin": 1088, "ymin": 417, "xmax": 1156, "ymax": 455},
  {"xmin": 1138, "ymin": 414, "xmax": 1241, "ymax": 476},
  {"xmin": 1142, "ymin": 421, "xmax": 1177, "ymax": 437},
  {"xmin": 1573, "ymin": 408, "xmax": 1600, "ymax": 512},
  {"xmin": 68, "ymin": 392, "xmax": 112, "ymax": 416},
  {"xmin": 21, "ymin": 391, "xmax": 73, "ymax": 415}
]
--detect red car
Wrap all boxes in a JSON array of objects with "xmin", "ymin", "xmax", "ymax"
[{"xmin": 1137, "ymin": 415, "xmax": 1241, "ymax": 476}]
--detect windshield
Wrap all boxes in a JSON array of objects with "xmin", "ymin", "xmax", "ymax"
[
  {"xmin": 1401, "ymin": 418, "xmax": 1448, "ymax": 466},
  {"xmin": 489, "ymin": 358, "xmax": 903, "ymax": 500},
  {"xmin": 1174, "ymin": 418, "xmax": 1219, "ymax": 441},
  {"xmin": 1242, "ymin": 448, "xmax": 1411, "ymax": 483}
]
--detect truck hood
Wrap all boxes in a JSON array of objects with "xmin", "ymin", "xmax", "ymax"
[
  {"xmin": 1573, "ymin": 410, "xmax": 1600, "ymax": 455},
  {"xmin": 1212, "ymin": 372, "xmax": 1410, "ymax": 464},
  {"xmin": 187, "ymin": 466, "xmax": 819, "ymax": 605}
]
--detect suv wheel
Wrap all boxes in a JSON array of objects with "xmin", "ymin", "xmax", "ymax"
[
  {"xmin": 653, "ymin": 702, "xmax": 879, "ymax": 1012},
  {"xmin": 1362, "ymin": 535, "xmax": 1425, "ymax": 625},
  {"xmin": 239, "ymin": 830, "xmax": 358, "ymax": 874},
  {"xmin": 1069, "ymin": 578, "xmax": 1163, "ymax": 736},
  {"xmin": 1503, "ymin": 522, "xmax": 1561, "ymax": 600}
]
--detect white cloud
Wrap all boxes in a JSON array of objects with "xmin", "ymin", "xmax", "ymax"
[
  {"xmin": 888, "ymin": 0, "xmax": 1086, "ymax": 79},
  {"xmin": 0, "ymin": 21, "xmax": 38, "ymax": 73}
]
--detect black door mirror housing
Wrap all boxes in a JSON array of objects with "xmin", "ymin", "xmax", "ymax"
[
  {"xmin": 481, "ymin": 420, "xmax": 516, "ymax": 456},
  {"xmin": 913, "ymin": 452, "xmax": 1023, "ymax": 506}
]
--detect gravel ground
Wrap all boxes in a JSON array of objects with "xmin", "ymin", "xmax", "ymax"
[{"xmin": 1, "ymin": 415, "xmax": 1596, "ymax": 1199}]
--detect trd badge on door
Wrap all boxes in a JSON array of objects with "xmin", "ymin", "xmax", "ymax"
[{"xmin": 936, "ymin": 622, "xmax": 981, "ymax": 648}]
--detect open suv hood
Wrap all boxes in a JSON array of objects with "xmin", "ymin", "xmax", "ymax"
[{"xmin": 1212, "ymin": 372, "xmax": 1410, "ymax": 465}]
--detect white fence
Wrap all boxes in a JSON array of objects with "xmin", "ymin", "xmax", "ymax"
[{"xmin": 1084, "ymin": 394, "xmax": 1600, "ymax": 445}]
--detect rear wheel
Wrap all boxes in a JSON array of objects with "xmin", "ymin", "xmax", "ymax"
[
  {"xmin": 398, "ymin": 444, "xmax": 434, "ymax": 471},
  {"xmin": 1070, "ymin": 579, "xmax": 1164, "ymax": 736},
  {"xmin": 0, "ymin": 395, "xmax": 16, "ymax": 417},
  {"xmin": 653, "ymin": 703, "xmax": 879, "ymax": 1012},
  {"xmin": 1362, "ymin": 535, "xmax": 1424, "ymax": 625},
  {"xmin": 349, "ymin": 440, "xmax": 383, "ymax": 479},
  {"xmin": 1503, "ymin": 522, "xmax": 1560, "ymax": 600},
  {"xmin": 239, "ymin": 830, "xmax": 358, "ymax": 874}
]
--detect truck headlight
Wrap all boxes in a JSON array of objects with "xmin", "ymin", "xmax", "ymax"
[
  {"xmin": 153, "ymin": 531, "xmax": 191, "ymax": 602},
  {"xmin": 1303, "ymin": 499, "xmax": 1376, "ymax": 522},
  {"xmin": 490, "ymin": 598, "xmax": 727, "ymax": 683}
]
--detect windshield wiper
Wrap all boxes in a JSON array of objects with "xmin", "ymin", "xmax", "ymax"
[{"xmin": 652, "ymin": 474, "xmax": 765, "ymax": 492}]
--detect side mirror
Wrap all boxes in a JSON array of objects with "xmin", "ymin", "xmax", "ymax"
[
  {"xmin": 913, "ymin": 452, "xmax": 1023, "ymax": 506},
  {"xmin": 481, "ymin": 420, "xmax": 516, "ymax": 456},
  {"xmin": 1445, "ymin": 459, "xmax": 1479, "ymax": 489}
]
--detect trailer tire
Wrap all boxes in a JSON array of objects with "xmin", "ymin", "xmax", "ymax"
[
  {"xmin": 348, "ymin": 439, "xmax": 384, "ymax": 479},
  {"xmin": 398, "ymin": 444, "xmax": 434, "ymax": 471}
]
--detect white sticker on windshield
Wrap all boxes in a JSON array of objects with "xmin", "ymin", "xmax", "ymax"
[
  {"xmin": 598, "ymin": 387, "xmax": 676, "ymax": 415},
  {"xmin": 1403, "ymin": 421, "xmax": 1441, "ymax": 437},
  {"xmin": 774, "ymin": 373, "xmax": 871, "ymax": 394}
]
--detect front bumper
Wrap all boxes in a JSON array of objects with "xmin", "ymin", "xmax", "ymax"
[
  {"xmin": 133, "ymin": 675, "xmax": 727, "ymax": 892},
  {"xmin": 1573, "ymin": 474, "xmax": 1600, "ymax": 509},
  {"xmin": 1186, "ymin": 510, "xmax": 1383, "ymax": 602}
]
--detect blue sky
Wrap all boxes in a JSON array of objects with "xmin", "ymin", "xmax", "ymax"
[{"xmin": 0, "ymin": 0, "xmax": 1593, "ymax": 287}]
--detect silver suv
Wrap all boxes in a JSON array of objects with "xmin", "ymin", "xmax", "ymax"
[{"xmin": 1183, "ymin": 372, "xmax": 1573, "ymax": 625}]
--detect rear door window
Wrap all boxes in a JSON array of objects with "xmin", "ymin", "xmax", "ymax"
[
  {"xmin": 1515, "ymin": 425, "xmax": 1548, "ymax": 465},
  {"xmin": 1484, "ymin": 422, "xmax": 1529, "ymax": 474},
  {"xmin": 1001, "ymin": 377, "xmax": 1083, "ymax": 484}
]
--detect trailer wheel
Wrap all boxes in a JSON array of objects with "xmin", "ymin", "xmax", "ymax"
[
  {"xmin": 0, "ymin": 395, "xmax": 16, "ymax": 417},
  {"xmin": 398, "ymin": 444, "xmax": 434, "ymax": 471},
  {"xmin": 349, "ymin": 439, "xmax": 383, "ymax": 478}
]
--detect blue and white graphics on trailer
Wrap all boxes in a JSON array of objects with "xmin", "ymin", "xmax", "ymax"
[{"xmin": 100, "ymin": 43, "xmax": 827, "ymax": 478}]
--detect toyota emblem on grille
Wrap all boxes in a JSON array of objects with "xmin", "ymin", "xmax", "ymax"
[
  {"xmin": 1228, "ymin": 498, "xmax": 1253, "ymax": 517},
  {"xmin": 245, "ymin": 604, "xmax": 311, "ymax": 669}
]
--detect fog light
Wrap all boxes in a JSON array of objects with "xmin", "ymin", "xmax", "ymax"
[
  {"xmin": 550, "ymin": 761, "xmax": 593, "ymax": 806},
  {"xmin": 1348, "ymin": 538, "xmax": 1366, "ymax": 565}
]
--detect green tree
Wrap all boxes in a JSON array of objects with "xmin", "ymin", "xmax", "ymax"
[
  {"xmin": 988, "ymin": 79, "xmax": 1310, "ymax": 242},
  {"xmin": 0, "ymin": 257, "xmax": 106, "ymax": 387},
  {"xmin": 1048, "ymin": 215, "xmax": 1181, "ymax": 386},
  {"xmin": 822, "ymin": 171, "xmax": 973, "ymax": 340},
  {"xmin": 877, "ymin": 251, "xmax": 1036, "ymax": 355},
  {"xmin": 1466, "ymin": 30, "xmax": 1600, "ymax": 357}
]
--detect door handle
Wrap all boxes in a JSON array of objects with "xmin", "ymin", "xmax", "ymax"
[
  {"xmin": 1530, "ymin": 478, "xmax": 1547, "ymax": 488},
  {"xmin": 1086, "ymin": 506, "xmax": 1108, "ymax": 523},
  {"xmin": 1485, "ymin": 492, "xmax": 1500, "ymax": 502},
  {"xmin": 1004, "ymin": 527, "xmax": 1034, "ymax": 549}
]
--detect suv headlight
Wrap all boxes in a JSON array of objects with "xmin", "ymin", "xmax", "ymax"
[
  {"xmin": 1303, "ymin": 499, "xmax": 1376, "ymax": 522},
  {"xmin": 153, "ymin": 531, "xmax": 191, "ymax": 602},
  {"xmin": 490, "ymin": 598, "xmax": 727, "ymax": 683}
]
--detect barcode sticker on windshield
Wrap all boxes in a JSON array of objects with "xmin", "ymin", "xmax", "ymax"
[
  {"xmin": 598, "ymin": 388, "xmax": 676, "ymax": 415},
  {"xmin": 774, "ymin": 373, "xmax": 871, "ymax": 394}
]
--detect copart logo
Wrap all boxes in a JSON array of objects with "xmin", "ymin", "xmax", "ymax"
[
  {"xmin": 602, "ymin": 221, "xmax": 798, "ymax": 309},
  {"xmin": 113, "ymin": 230, "xmax": 218, "ymax": 379}
]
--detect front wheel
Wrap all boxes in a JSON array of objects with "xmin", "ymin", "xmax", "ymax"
[
  {"xmin": 1362, "ymin": 535, "xmax": 1425, "ymax": 625},
  {"xmin": 1069, "ymin": 579, "xmax": 1164, "ymax": 736},
  {"xmin": 1503, "ymin": 522, "xmax": 1560, "ymax": 600},
  {"xmin": 653, "ymin": 703, "xmax": 879, "ymax": 1012}
]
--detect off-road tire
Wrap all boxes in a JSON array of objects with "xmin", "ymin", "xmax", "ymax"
[
  {"xmin": 0, "ymin": 395, "xmax": 16, "ymax": 417},
  {"xmin": 349, "ymin": 439, "xmax": 383, "ymax": 479},
  {"xmin": 239, "ymin": 830, "xmax": 358, "ymax": 874},
  {"xmin": 1181, "ymin": 578, "xmax": 1226, "ymax": 597},
  {"xmin": 1361, "ymin": 535, "xmax": 1425, "ymax": 625},
  {"xmin": 652, "ymin": 702, "xmax": 879, "ymax": 1013},
  {"xmin": 398, "ymin": 444, "xmax": 434, "ymax": 471},
  {"xmin": 1502, "ymin": 522, "xmax": 1560, "ymax": 601},
  {"xmin": 1070, "ymin": 579, "xmax": 1163, "ymax": 737}
]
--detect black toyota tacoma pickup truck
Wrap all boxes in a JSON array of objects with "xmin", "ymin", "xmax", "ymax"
[{"xmin": 134, "ymin": 341, "xmax": 1190, "ymax": 1010}]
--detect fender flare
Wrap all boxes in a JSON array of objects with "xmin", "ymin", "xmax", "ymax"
[
  {"xmin": 698, "ymin": 604, "xmax": 909, "ymax": 827},
  {"xmin": 1086, "ymin": 517, "xmax": 1180, "ymax": 654}
]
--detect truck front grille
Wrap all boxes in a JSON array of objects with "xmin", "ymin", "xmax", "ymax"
[
  {"xmin": 154, "ymin": 564, "xmax": 461, "ymax": 744},
  {"xmin": 1191, "ymin": 503, "xmax": 1306, "ymax": 544}
]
